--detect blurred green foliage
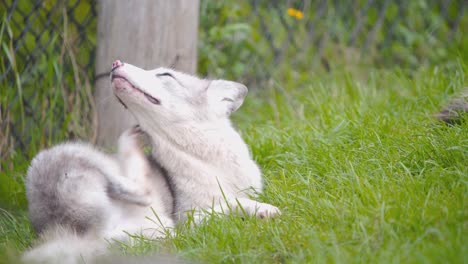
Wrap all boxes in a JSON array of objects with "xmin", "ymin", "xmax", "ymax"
[{"xmin": 197, "ymin": 0, "xmax": 467, "ymax": 83}]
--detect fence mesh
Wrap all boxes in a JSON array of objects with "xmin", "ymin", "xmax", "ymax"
[
  {"xmin": 1, "ymin": 0, "xmax": 97, "ymax": 160},
  {"xmin": 0, "ymin": 0, "xmax": 467, "ymax": 157}
]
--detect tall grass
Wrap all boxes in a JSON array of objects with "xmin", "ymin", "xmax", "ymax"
[
  {"xmin": 0, "ymin": 6, "xmax": 96, "ymax": 170},
  {"xmin": 0, "ymin": 17, "xmax": 95, "ymax": 214}
]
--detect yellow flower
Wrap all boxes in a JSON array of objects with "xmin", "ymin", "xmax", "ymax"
[{"xmin": 287, "ymin": 8, "xmax": 304, "ymax": 20}]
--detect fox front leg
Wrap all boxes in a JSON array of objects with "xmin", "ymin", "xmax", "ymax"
[
  {"xmin": 223, "ymin": 197, "xmax": 281, "ymax": 219},
  {"xmin": 189, "ymin": 197, "xmax": 281, "ymax": 223}
]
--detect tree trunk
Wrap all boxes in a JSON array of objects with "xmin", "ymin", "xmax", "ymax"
[{"xmin": 94, "ymin": 0, "xmax": 199, "ymax": 148}]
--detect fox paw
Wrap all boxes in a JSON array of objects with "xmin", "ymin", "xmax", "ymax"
[
  {"xmin": 256, "ymin": 203, "xmax": 281, "ymax": 219},
  {"xmin": 118, "ymin": 125, "xmax": 145, "ymax": 152}
]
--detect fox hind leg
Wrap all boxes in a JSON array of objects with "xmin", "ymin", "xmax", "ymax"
[{"xmin": 106, "ymin": 126, "xmax": 153, "ymax": 206}]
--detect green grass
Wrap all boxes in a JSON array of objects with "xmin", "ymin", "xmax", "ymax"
[{"xmin": 1, "ymin": 62, "xmax": 467, "ymax": 263}]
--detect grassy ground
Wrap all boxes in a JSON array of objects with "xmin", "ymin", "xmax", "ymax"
[{"xmin": 0, "ymin": 63, "xmax": 467, "ymax": 263}]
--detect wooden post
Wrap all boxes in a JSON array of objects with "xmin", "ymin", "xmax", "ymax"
[{"xmin": 94, "ymin": 0, "xmax": 199, "ymax": 148}]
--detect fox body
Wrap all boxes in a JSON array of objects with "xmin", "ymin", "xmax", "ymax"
[{"xmin": 111, "ymin": 60, "xmax": 280, "ymax": 221}]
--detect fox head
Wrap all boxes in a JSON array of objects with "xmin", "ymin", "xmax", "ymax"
[{"xmin": 110, "ymin": 61, "xmax": 248, "ymax": 125}]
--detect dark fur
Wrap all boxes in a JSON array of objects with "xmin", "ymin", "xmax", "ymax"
[{"xmin": 436, "ymin": 90, "xmax": 468, "ymax": 124}]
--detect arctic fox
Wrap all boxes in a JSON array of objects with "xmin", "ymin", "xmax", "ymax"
[
  {"xmin": 23, "ymin": 126, "xmax": 174, "ymax": 263},
  {"xmin": 110, "ymin": 60, "xmax": 281, "ymax": 222}
]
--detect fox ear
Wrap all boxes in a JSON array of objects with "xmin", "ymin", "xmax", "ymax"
[{"xmin": 207, "ymin": 80, "xmax": 248, "ymax": 116}]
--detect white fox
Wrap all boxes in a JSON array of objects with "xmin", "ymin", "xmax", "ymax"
[
  {"xmin": 111, "ymin": 60, "xmax": 280, "ymax": 222},
  {"xmin": 23, "ymin": 126, "xmax": 174, "ymax": 263}
]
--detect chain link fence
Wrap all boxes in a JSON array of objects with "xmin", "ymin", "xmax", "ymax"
[
  {"xmin": 1, "ymin": 0, "xmax": 467, "ymax": 160},
  {"xmin": 1, "ymin": 0, "xmax": 97, "ymax": 162}
]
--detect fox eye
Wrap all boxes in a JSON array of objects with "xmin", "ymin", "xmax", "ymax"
[{"xmin": 156, "ymin": 72, "xmax": 175, "ymax": 79}]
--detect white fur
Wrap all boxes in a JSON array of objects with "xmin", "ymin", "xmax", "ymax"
[
  {"xmin": 22, "ymin": 227, "xmax": 107, "ymax": 264},
  {"xmin": 112, "ymin": 63, "xmax": 281, "ymax": 222},
  {"xmin": 23, "ymin": 127, "xmax": 174, "ymax": 263}
]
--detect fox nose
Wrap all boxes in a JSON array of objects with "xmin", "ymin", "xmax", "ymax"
[{"xmin": 112, "ymin": 60, "xmax": 124, "ymax": 71}]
